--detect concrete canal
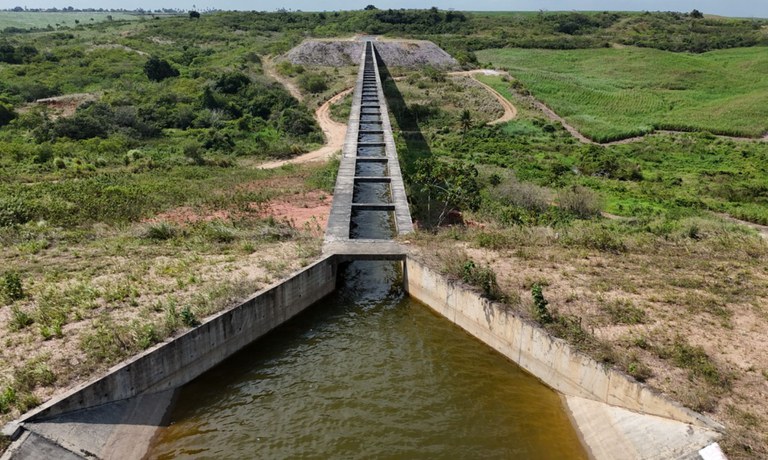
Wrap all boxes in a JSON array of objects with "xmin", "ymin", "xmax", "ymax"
[{"xmin": 147, "ymin": 261, "xmax": 587, "ymax": 459}]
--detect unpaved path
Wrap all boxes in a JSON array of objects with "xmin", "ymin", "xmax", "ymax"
[
  {"xmin": 259, "ymin": 88, "xmax": 352, "ymax": 170},
  {"xmin": 717, "ymin": 214, "xmax": 768, "ymax": 240},
  {"xmin": 449, "ymin": 70, "xmax": 517, "ymax": 125},
  {"xmin": 473, "ymin": 68, "xmax": 768, "ymax": 145},
  {"xmin": 262, "ymin": 56, "xmax": 303, "ymax": 102},
  {"xmin": 514, "ymin": 82, "xmax": 767, "ymax": 145},
  {"xmin": 260, "ymin": 55, "xmax": 350, "ymax": 169}
]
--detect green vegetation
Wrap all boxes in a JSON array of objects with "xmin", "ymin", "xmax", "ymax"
[
  {"xmin": 2, "ymin": 7, "xmax": 768, "ymax": 458},
  {"xmin": 0, "ymin": 11, "xmax": 139, "ymax": 30},
  {"xmin": 400, "ymin": 73, "xmax": 768, "ymax": 227},
  {"xmin": 477, "ymin": 47, "xmax": 768, "ymax": 141}
]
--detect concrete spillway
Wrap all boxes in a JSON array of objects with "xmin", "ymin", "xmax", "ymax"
[{"xmin": 324, "ymin": 41, "xmax": 413, "ymax": 257}]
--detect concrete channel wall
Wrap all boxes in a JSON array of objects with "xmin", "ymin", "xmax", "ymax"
[
  {"xmin": 11, "ymin": 255, "xmax": 338, "ymax": 425},
  {"xmin": 402, "ymin": 256, "xmax": 723, "ymax": 431}
]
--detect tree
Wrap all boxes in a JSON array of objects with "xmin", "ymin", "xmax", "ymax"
[
  {"xmin": 189, "ymin": 10, "xmax": 200, "ymax": 19},
  {"xmin": 143, "ymin": 57, "xmax": 180, "ymax": 82},
  {"xmin": 364, "ymin": 4, "xmax": 377, "ymax": 10},
  {"xmin": 413, "ymin": 159, "xmax": 481, "ymax": 226},
  {"xmin": 690, "ymin": 9, "xmax": 704, "ymax": 19},
  {"xmin": 459, "ymin": 109, "xmax": 472, "ymax": 134},
  {"xmin": 0, "ymin": 102, "xmax": 16, "ymax": 127}
]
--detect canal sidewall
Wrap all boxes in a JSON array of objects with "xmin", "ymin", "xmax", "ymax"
[
  {"xmin": 402, "ymin": 256, "xmax": 723, "ymax": 431},
  {"xmin": 17, "ymin": 255, "xmax": 338, "ymax": 424}
]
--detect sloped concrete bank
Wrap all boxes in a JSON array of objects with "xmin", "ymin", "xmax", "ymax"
[
  {"xmin": 2, "ymin": 255, "xmax": 338, "ymax": 460},
  {"xmin": 402, "ymin": 256, "xmax": 725, "ymax": 460}
]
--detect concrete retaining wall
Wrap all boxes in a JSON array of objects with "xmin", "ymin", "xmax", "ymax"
[
  {"xmin": 402, "ymin": 256, "xmax": 723, "ymax": 431},
  {"xmin": 20, "ymin": 255, "xmax": 338, "ymax": 423}
]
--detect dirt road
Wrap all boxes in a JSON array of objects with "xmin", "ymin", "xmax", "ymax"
[
  {"xmin": 449, "ymin": 69, "xmax": 517, "ymax": 125},
  {"xmin": 258, "ymin": 88, "xmax": 352, "ymax": 170}
]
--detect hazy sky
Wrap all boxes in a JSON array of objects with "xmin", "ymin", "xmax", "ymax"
[{"xmin": 9, "ymin": 1, "xmax": 768, "ymax": 18}]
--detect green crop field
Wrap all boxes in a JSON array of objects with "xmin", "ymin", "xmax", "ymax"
[
  {"xmin": 0, "ymin": 12, "xmax": 140, "ymax": 29},
  {"xmin": 477, "ymin": 46, "xmax": 768, "ymax": 142}
]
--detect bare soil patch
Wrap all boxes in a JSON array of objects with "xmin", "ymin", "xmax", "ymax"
[{"xmin": 18, "ymin": 93, "xmax": 98, "ymax": 119}]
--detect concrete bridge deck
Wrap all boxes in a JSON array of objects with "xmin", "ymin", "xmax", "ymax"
[{"xmin": 324, "ymin": 40, "xmax": 413, "ymax": 257}]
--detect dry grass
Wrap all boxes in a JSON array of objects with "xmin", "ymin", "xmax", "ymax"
[
  {"xmin": 407, "ymin": 217, "xmax": 768, "ymax": 459},
  {"xmin": 0, "ymin": 172, "xmax": 325, "ymax": 431}
]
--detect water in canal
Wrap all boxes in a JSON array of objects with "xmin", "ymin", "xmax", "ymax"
[{"xmin": 147, "ymin": 262, "xmax": 587, "ymax": 459}]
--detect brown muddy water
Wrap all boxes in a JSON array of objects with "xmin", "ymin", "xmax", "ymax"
[{"xmin": 147, "ymin": 262, "xmax": 587, "ymax": 459}]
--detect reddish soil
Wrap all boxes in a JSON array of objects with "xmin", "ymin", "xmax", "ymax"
[{"xmin": 257, "ymin": 190, "xmax": 331, "ymax": 236}]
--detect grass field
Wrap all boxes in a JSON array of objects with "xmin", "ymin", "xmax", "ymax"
[
  {"xmin": 477, "ymin": 46, "xmax": 768, "ymax": 142},
  {"xmin": 0, "ymin": 12, "xmax": 140, "ymax": 29}
]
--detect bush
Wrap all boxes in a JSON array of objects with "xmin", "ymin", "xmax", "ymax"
[
  {"xmin": 0, "ymin": 101, "xmax": 16, "ymax": 127},
  {"xmin": 495, "ymin": 177, "xmax": 551, "ymax": 213},
  {"xmin": 1, "ymin": 272, "xmax": 24, "ymax": 303},
  {"xmin": 143, "ymin": 222, "xmax": 178, "ymax": 240},
  {"xmin": 0, "ymin": 196, "xmax": 32, "ymax": 227},
  {"xmin": 297, "ymin": 73, "xmax": 328, "ymax": 94},
  {"xmin": 144, "ymin": 56, "xmax": 180, "ymax": 82},
  {"xmin": 532, "ymin": 284, "xmax": 553, "ymax": 323},
  {"xmin": 557, "ymin": 185, "xmax": 603, "ymax": 218}
]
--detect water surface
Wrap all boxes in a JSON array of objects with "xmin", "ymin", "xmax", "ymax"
[{"xmin": 148, "ymin": 262, "xmax": 587, "ymax": 459}]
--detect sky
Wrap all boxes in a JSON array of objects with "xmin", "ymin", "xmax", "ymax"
[{"xmin": 6, "ymin": 0, "xmax": 768, "ymax": 18}]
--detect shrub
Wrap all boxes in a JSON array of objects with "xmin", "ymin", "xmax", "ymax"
[
  {"xmin": 495, "ymin": 177, "xmax": 551, "ymax": 213},
  {"xmin": 0, "ymin": 196, "xmax": 32, "ymax": 227},
  {"xmin": 625, "ymin": 354, "xmax": 653, "ymax": 382},
  {"xmin": 180, "ymin": 305, "xmax": 200, "ymax": 327},
  {"xmin": 0, "ymin": 387, "xmax": 16, "ymax": 414},
  {"xmin": 144, "ymin": 56, "xmax": 180, "ymax": 82},
  {"xmin": 144, "ymin": 222, "xmax": 178, "ymax": 240},
  {"xmin": 531, "ymin": 284, "xmax": 553, "ymax": 323},
  {"xmin": 8, "ymin": 305, "xmax": 33, "ymax": 331},
  {"xmin": 297, "ymin": 73, "xmax": 328, "ymax": 94},
  {"xmin": 557, "ymin": 185, "xmax": 603, "ymax": 219},
  {"xmin": 1, "ymin": 271, "xmax": 24, "ymax": 303},
  {"xmin": 13, "ymin": 357, "xmax": 56, "ymax": 392},
  {"xmin": 0, "ymin": 101, "xmax": 16, "ymax": 127}
]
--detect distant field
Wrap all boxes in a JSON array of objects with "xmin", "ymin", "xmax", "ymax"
[
  {"xmin": 0, "ymin": 12, "xmax": 139, "ymax": 29},
  {"xmin": 477, "ymin": 46, "xmax": 768, "ymax": 142}
]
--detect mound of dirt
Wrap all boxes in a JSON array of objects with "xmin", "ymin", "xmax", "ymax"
[{"xmin": 282, "ymin": 38, "xmax": 459, "ymax": 69}]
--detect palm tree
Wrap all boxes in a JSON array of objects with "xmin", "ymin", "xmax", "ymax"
[{"xmin": 459, "ymin": 109, "xmax": 472, "ymax": 136}]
